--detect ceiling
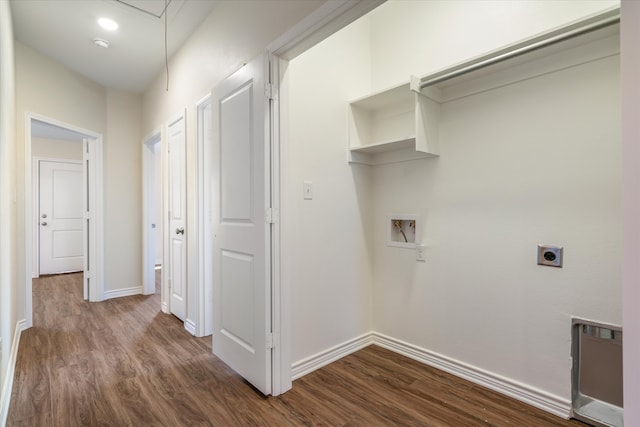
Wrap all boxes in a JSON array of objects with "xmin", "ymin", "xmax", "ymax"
[{"xmin": 11, "ymin": 0, "xmax": 218, "ymax": 93}]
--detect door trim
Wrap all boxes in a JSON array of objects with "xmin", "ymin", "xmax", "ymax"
[
  {"xmin": 196, "ymin": 93, "xmax": 213, "ymax": 337},
  {"xmin": 24, "ymin": 112, "xmax": 104, "ymax": 326},
  {"xmin": 31, "ymin": 157, "xmax": 82, "ymax": 278},
  {"xmin": 142, "ymin": 129, "xmax": 162, "ymax": 295},
  {"xmin": 264, "ymin": 0, "xmax": 382, "ymax": 396}
]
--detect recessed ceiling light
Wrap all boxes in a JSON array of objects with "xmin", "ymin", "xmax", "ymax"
[
  {"xmin": 93, "ymin": 38, "xmax": 110, "ymax": 49},
  {"xmin": 98, "ymin": 17, "xmax": 118, "ymax": 31}
]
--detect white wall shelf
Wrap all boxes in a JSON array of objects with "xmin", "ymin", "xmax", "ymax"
[
  {"xmin": 348, "ymin": 8, "xmax": 619, "ymax": 167},
  {"xmin": 347, "ymin": 83, "xmax": 439, "ymax": 166}
]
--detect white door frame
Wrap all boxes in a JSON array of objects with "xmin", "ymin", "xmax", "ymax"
[
  {"xmin": 196, "ymin": 94, "xmax": 213, "ymax": 337},
  {"xmin": 133, "ymin": 0, "xmax": 381, "ymax": 394},
  {"xmin": 260, "ymin": 0, "xmax": 383, "ymax": 395},
  {"xmin": 142, "ymin": 129, "xmax": 162, "ymax": 295},
  {"xmin": 24, "ymin": 112, "xmax": 104, "ymax": 326},
  {"xmin": 32, "ymin": 157, "xmax": 82, "ymax": 278}
]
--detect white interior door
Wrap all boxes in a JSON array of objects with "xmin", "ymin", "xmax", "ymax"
[
  {"xmin": 212, "ymin": 53, "xmax": 272, "ymax": 395},
  {"xmin": 39, "ymin": 160, "xmax": 83, "ymax": 275},
  {"xmin": 168, "ymin": 114, "xmax": 187, "ymax": 321}
]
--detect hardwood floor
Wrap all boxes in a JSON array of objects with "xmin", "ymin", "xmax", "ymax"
[{"xmin": 7, "ymin": 271, "xmax": 588, "ymax": 426}]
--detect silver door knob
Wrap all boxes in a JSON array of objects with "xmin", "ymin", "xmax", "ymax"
[
  {"xmin": 176, "ymin": 227, "xmax": 184, "ymax": 235},
  {"xmin": 41, "ymin": 214, "xmax": 47, "ymax": 219},
  {"xmin": 41, "ymin": 222, "xmax": 48, "ymax": 226}
]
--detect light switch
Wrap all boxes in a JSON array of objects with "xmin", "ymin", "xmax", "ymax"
[
  {"xmin": 303, "ymin": 181, "xmax": 313, "ymax": 200},
  {"xmin": 416, "ymin": 244, "xmax": 426, "ymax": 262}
]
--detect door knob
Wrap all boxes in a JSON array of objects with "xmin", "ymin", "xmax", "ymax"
[
  {"xmin": 41, "ymin": 222, "xmax": 48, "ymax": 226},
  {"xmin": 176, "ymin": 227, "xmax": 184, "ymax": 235},
  {"xmin": 41, "ymin": 214, "xmax": 47, "ymax": 219}
]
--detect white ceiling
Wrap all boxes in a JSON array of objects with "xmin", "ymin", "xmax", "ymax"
[{"xmin": 11, "ymin": 0, "xmax": 218, "ymax": 93}]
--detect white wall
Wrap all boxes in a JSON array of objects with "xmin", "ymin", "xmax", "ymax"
[
  {"xmin": 369, "ymin": 0, "xmax": 619, "ymax": 91},
  {"xmin": 287, "ymin": 17, "xmax": 374, "ymax": 363},
  {"xmin": 621, "ymin": 1, "xmax": 640, "ymax": 424},
  {"xmin": 142, "ymin": 0, "xmax": 325, "ymax": 331},
  {"xmin": 287, "ymin": 0, "xmax": 621, "ymax": 410},
  {"xmin": 0, "ymin": 0, "xmax": 16, "ymax": 408},
  {"xmin": 15, "ymin": 42, "xmax": 142, "ymax": 306},
  {"xmin": 32, "ymin": 137, "xmax": 82, "ymax": 160}
]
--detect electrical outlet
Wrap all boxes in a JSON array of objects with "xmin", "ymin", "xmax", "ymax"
[
  {"xmin": 537, "ymin": 245, "xmax": 563, "ymax": 267},
  {"xmin": 416, "ymin": 244, "xmax": 426, "ymax": 262}
]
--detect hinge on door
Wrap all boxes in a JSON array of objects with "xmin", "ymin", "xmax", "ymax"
[
  {"xmin": 265, "ymin": 208, "xmax": 279, "ymax": 224},
  {"xmin": 264, "ymin": 83, "xmax": 276, "ymax": 101},
  {"xmin": 266, "ymin": 333, "xmax": 274, "ymax": 349}
]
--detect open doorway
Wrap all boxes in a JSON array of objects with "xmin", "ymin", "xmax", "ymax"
[
  {"xmin": 31, "ymin": 120, "xmax": 84, "ymax": 278},
  {"xmin": 24, "ymin": 113, "xmax": 104, "ymax": 327},
  {"xmin": 142, "ymin": 131, "xmax": 162, "ymax": 296}
]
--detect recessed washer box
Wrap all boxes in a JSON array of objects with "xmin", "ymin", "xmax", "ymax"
[
  {"xmin": 537, "ymin": 245, "xmax": 563, "ymax": 267},
  {"xmin": 388, "ymin": 214, "xmax": 419, "ymax": 249}
]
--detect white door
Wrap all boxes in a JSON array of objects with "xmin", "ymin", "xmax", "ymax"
[
  {"xmin": 168, "ymin": 114, "xmax": 187, "ymax": 321},
  {"xmin": 212, "ymin": 53, "xmax": 272, "ymax": 395},
  {"xmin": 39, "ymin": 160, "xmax": 83, "ymax": 275}
]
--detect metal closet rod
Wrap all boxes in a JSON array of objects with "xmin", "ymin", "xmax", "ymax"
[{"xmin": 416, "ymin": 8, "xmax": 620, "ymax": 91}]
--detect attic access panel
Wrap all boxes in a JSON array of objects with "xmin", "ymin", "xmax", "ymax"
[{"xmin": 114, "ymin": 0, "xmax": 181, "ymax": 19}]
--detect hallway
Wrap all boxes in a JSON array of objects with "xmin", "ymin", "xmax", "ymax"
[{"xmin": 7, "ymin": 272, "xmax": 587, "ymax": 426}]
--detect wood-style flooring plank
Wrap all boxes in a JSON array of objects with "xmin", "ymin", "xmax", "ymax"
[{"xmin": 7, "ymin": 271, "xmax": 589, "ymax": 426}]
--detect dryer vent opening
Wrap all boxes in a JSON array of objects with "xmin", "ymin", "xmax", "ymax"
[{"xmin": 571, "ymin": 319, "xmax": 623, "ymax": 427}]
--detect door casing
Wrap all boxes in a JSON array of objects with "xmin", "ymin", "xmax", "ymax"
[
  {"xmin": 142, "ymin": 130, "xmax": 162, "ymax": 296},
  {"xmin": 24, "ymin": 112, "xmax": 105, "ymax": 326}
]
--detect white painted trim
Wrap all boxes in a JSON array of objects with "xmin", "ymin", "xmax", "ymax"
[
  {"xmin": 142, "ymin": 129, "xmax": 162, "ymax": 296},
  {"xmin": 292, "ymin": 331, "xmax": 571, "ymax": 419},
  {"xmin": 371, "ymin": 332, "xmax": 572, "ymax": 419},
  {"xmin": 0, "ymin": 320, "xmax": 27, "ymax": 426},
  {"xmin": 268, "ymin": 0, "xmax": 385, "ymax": 396},
  {"xmin": 160, "ymin": 121, "xmax": 170, "ymax": 315},
  {"xmin": 103, "ymin": 286, "xmax": 142, "ymax": 300},
  {"xmin": 291, "ymin": 332, "xmax": 374, "ymax": 380},
  {"xmin": 195, "ymin": 94, "xmax": 213, "ymax": 338},
  {"xmin": 184, "ymin": 318, "xmax": 197, "ymax": 336},
  {"xmin": 268, "ymin": 0, "xmax": 384, "ymax": 60},
  {"xmin": 31, "ymin": 157, "xmax": 83, "ymax": 279},
  {"xmin": 25, "ymin": 112, "xmax": 105, "ymax": 327}
]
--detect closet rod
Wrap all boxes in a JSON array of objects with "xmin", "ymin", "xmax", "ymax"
[{"xmin": 414, "ymin": 8, "xmax": 619, "ymax": 91}]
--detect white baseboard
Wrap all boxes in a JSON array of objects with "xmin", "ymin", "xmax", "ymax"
[
  {"xmin": 291, "ymin": 331, "xmax": 571, "ymax": 419},
  {"xmin": 371, "ymin": 332, "xmax": 572, "ymax": 419},
  {"xmin": 291, "ymin": 332, "xmax": 373, "ymax": 380},
  {"xmin": 1, "ymin": 319, "xmax": 28, "ymax": 426},
  {"xmin": 184, "ymin": 319, "xmax": 196, "ymax": 336},
  {"xmin": 103, "ymin": 286, "xmax": 142, "ymax": 300}
]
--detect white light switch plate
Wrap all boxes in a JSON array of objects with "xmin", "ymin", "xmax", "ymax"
[
  {"xmin": 303, "ymin": 181, "xmax": 313, "ymax": 200},
  {"xmin": 416, "ymin": 244, "xmax": 426, "ymax": 262}
]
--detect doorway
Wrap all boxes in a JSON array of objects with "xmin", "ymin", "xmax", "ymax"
[
  {"xmin": 142, "ymin": 131, "xmax": 162, "ymax": 296},
  {"xmin": 25, "ymin": 113, "xmax": 104, "ymax": 327}
]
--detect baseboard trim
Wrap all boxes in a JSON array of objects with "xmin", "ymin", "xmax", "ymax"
[
  {"xmin": 291, "ymin": 332, "xmax": 373, "ymax": 380},
  {"xmin": 184, "ymin": 319, "xmax": 196, "ymax": 336},
  {"xmin": 0, "ymin": 319, "xmax": 28, "ymax": 426},
  {"xmin": 371, "ymin": 332, "xmax": 572, "ymax": 419},
  {"xmin": 103, "ymin": 286, "xmax": 142, "ymax": 300}
]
